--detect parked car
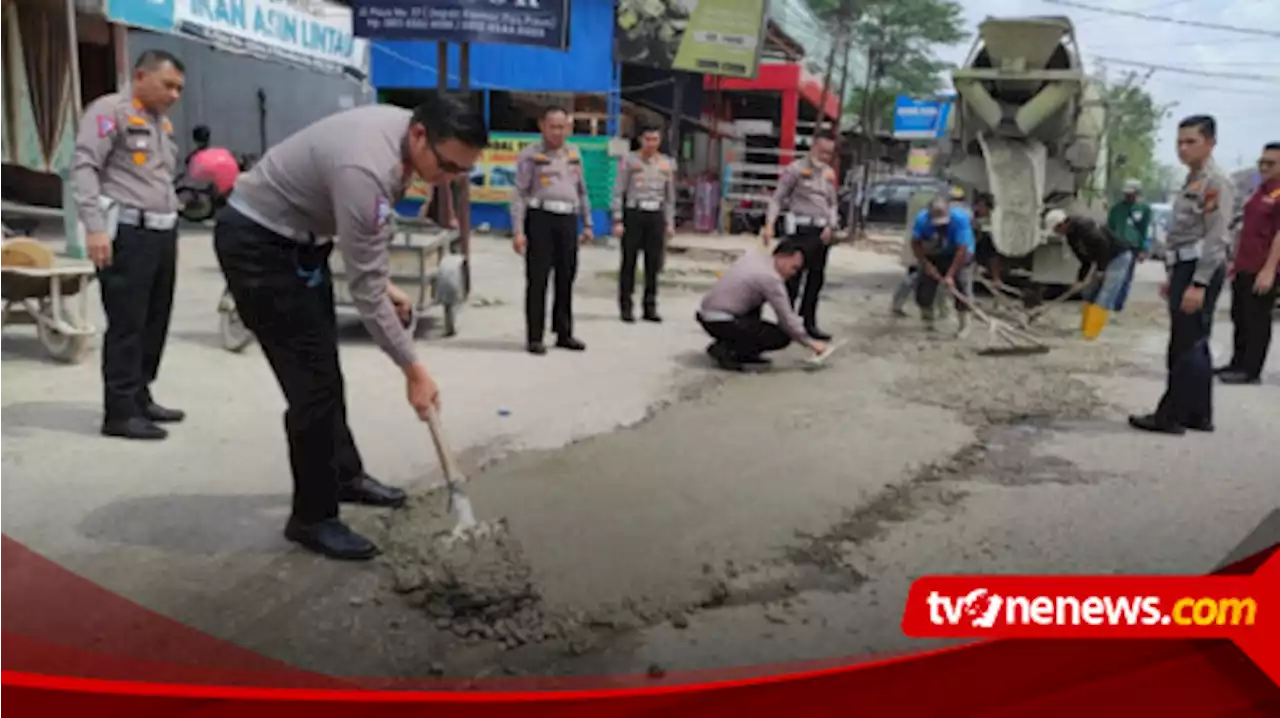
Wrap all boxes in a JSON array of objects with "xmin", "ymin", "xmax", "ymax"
[{"xmin": 840, "ymin": 177, "xmax": 947, "ymax": 227}]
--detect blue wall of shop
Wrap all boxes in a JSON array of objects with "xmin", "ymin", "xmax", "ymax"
[{"xmin": 372, "ymin": 0, "xmax": 618, "ymax": 232}]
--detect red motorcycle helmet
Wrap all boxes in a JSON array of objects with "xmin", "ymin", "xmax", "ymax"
[{"xmin": 188, "ymin": 147, "xmax": 241, "ymax": 195}]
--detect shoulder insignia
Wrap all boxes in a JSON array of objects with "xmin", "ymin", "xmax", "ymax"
[
  {"xmin": 96, "ymin": 115, "xmax": 116, "ymax": 138},
  {"xmin": 131, "ymin": 97, "xmax": 144, "ymax": 111},
  {"xmin": 1203, "ymin": 187, "xmax": 1220, "ymax": 213},
  {"xmin": 162, "ymin": 119, "xmax": 173, "ymax": 135},
  {"xmin": 800, "ymin": 168, "xmax": 814, "ymax": 177},
  {"xmin": 374, "ymin": 196, "xmax": 393, "ymax": 229},
  {"xmin": 126, "ymin": 115, "xmax": 148, "ymax": 127},
  {"xmin": 533, "ymin": 153, "xmax": 550, "ymax": 164}
]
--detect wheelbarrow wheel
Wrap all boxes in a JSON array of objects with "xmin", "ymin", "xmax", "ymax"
[
  {"xmin": 219, "ymin": 307, "xmax": 254, "ymax": 353},
  {"xmin": 36, "ymin": 305, "xmax": 91, "ymax": 364}
]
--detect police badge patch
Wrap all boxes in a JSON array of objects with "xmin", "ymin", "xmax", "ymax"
[
  {"xmin": 96, "ymin": 115, "xmax": 116, "ymax": 138},
  {"xmin": 375, "ymin": 196, "xmax": 393, "ymax": 229}
]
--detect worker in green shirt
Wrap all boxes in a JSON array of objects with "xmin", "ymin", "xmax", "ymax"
[{"xmin": 1108, "ymin": 178, "xmax": 1152, "ymax": 312}]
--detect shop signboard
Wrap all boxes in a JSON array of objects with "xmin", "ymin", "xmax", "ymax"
[
  {"xmin": 615, "ymin": 0, "xmax": 768, "ymax": 80},
  {"xmin": 350, "ymin": 0, "xmax": 571, "ymax": 50},
  {"xmin": 106, "ymin": 0, "xmax": 177, "ymax": 33},
  {"xmin": 174, "ymin": 0, "xmax": 366, "ymax": 73},
  {"xmin": 406, "ymin": 132, "xmax": 614, "ymax": 208},
  {"xmin": 892, "ymin": 95, "xmax": 953, "ymax": 140}
]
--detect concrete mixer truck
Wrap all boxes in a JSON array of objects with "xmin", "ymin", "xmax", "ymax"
[{"xmin": 904, "ymin": 16, "xmax": 1109, "ymax": 291}]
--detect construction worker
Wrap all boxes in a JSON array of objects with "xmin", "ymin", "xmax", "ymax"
[
  {"xmin": 762, "ymin": 133, "xmax": 840, "ymax": 340},
  {"xmin": 511, "ymin": 106, "xmax": 593, "ymax": 354},
  {"xmin": 1044, "ymin": 209, "xmax": 1133, "ymax": 339},
  {"xmin": 910, "ymin": 196, "xmax": 975, "ymax": 335},
  {"xmin": 214, "ymin": 94, "xmax": 489, "ymax": 560},
  {"xmin": 1217, "ymin": 142, "xmax": 1280, "ymax": 385},
  {"xmin": 1129, "ymin": 115, "xmax": 1231, "ymax": 435},
  {"xmin": 697, "ymin": 240, "xmax": 828, "ymax": 370},
  {"xmin": 612, "ymin": 124, "xmax": 675, "ymax": 323},
  {"xmin": 73, "ymin": 51, "xmax": 186, "ymax": 441},
  {"xmin": 1107, "ymin": 178, "xmax": 1152, "ymax": 313},
  {"xmin": 892, "ymin": 186, "xmax": 971, "ymax": 316}
]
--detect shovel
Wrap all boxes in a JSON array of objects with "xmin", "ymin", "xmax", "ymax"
[
  {"xmin": 949, "ymin": 286, "xmax": 1050, "ymax": 357},
  {"xmin": 424, "ymin": 404, "xmax": 503, "ymax": 545}
]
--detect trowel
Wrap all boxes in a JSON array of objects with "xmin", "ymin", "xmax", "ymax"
[{"xmin": 424, "ymin": 405, "xmax": 504, "ymax": 546}]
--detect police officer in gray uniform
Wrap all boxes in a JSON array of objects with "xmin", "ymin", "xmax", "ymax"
[
  {"xmin": 73, "ymin": 51, "xmax": 187, "ymax": 441},
  {"xmin": 612, "ymin": 124, "xmax": 676, "ymax": 323},
  {"xmin": 214, "ymin": 94, "xmax": 489, "ymax": 560},
  {"xmin": 511, "ymin": 106, "xmax": 593, "ymax": 354},
  {"xmin": 1130, "ymin": 115, "xmax": 1231, "ymax": 435},
  {"xmin": 762, "ymin": 133, "xmax": 840, "ymax": 340}
]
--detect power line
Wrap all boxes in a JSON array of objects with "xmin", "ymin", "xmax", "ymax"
[
  {"xmin": 1094, "ymin": 56, "xmax": 1280, "ymax": 83},
  {"xmin": 1042, "ymin": 0, "xmax": 1280, "ymax": 38}
]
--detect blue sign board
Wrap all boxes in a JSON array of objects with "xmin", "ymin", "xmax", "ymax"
[
  {"xmin": 892, "ymin": 96, "xmax": 952, "ymax": 140},
  {"xmin": 351, "ymin": 0, "xmax": 571, "ymax": 50},
  {"xmin": 106, "ymin": 0, "xmax": 177, "ymax": 33}
]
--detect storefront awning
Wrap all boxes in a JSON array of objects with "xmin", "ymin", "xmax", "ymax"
[{"xmin": 705, "ymin": 63, "xmax": 840, "ymax": 121}]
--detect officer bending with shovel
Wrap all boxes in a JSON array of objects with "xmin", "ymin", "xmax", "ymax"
[{"xmin": 214, "ymin": 94, "xmax": 489, "ymax": 560}]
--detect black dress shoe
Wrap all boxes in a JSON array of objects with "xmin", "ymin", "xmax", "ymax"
[
  {"xmin": 643, "ymin": 312, "xmax": 663, "ymax": 323},
  {"xmin": 1128, "ymin": 414, "xmax": 1186, "ymax": 435},
  {"xmin": 527, "ymin": 341, "xmax": 547, "ymax": 355},
  {"xmin": 706, "ymin": 342, "xmax": 743, "ymax": 371},
  {"xmin": 102, "ymin": 417, "xmax": 168, "ymax": 440},
  {"xmin": 1213, "ymin": 365, "xmax": 1237, "ymax": 376},
  {"xmin": 284, "ymin": 517, "xmax": 378, "ymax": 561},
  {"xmin": 143, "ymin": 402, "xmax": 185, "ymax": 423},
  {"xmin": 1218, "ymin": 371, "xmax": 1261, "ymax": 385},
  {"xmin": 1183, "ymin": 418, "xmax": 1215, "ymax": 433},
  {"xmin": 338, "ymin": 474, "xmax": 407, "ymax": 508},
  {"xmin": 806, "ymin": 327, "xmax": 833, "ymax": 341},
  {"xmin": 556, "ymin": 336, "xmax": 586, "ymax": 351},
  {"xmin": 621, "ymin": 310, "xmax": 635, "ymax": 323}
]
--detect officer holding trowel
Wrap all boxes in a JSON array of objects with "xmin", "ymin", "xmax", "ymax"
[
  {"xmin": 612, "ymin": 123, "xmax": 676, "ymax": 323},
  {"xmin": 762, "ymin": 133, "xmax": 840, "ymax": 340},
  {"xmin": 214, "ymin": 94, "xmax": 489, "ymax": 560},
  {"xmin": 511, "ymin": 105, "xmax": 593, "ymax": 355},
  {"xmin": 73, "ymin": 50, "xmax": 186, "ymax": 441}
]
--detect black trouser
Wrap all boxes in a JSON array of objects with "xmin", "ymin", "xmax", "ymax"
[
  {"xmin": 698, "ymin": 309, "xmax": 791, "ymax": 359},
  {"xmin": 915, "ymin": 252, "xmax": 971, "ymax": 313},
  {"xmin": 619, "ymin": 208, "xmax": 665, "ymax": 315},
  {"xmin": 784, "ymin": 225, "xmax": 829, "ymax": 329},
  {"xmin": 525, "ymin": 208, "xmax": 579, "ymax": 343},
  {"xmin": 1227, "ymin": 271, "xmax": 1278, "ymax": 379},
  {"xmin": 1154, "ymin": 261, "xmax": 1225, "ymax": 425},
  {"xmin": 213, "ymin": 207, "xmax": 366, "ymax": 524},
  {"xmin": 98, "ymin": 223, "xmax": 178, "ymax": 420}
]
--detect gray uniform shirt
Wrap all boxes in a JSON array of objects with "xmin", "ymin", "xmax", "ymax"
[
  {"xmin": 510, "ymin": 140, "xmax": 591, "ymax": 230},
  {"xmin": 766, "ymin": 155, "xmax": 839, "ymax": 228},
  {"xmin": 699, "ymin": 251, "xmax": 807, "ymax": 342},
  {"xmin": 1166, "ymin": 162, "xmax": 1232, "ymax": 286},
  {"xmin": 73, "ymin": 93, "xmax": 180, "ymax": 233},
  {"xmin": 611, "ymin": 151, "xmax": 677, "ymax": 228},
  {"xmin": 229, "ymin": 104, "xmax": 417, "ymax": 368}
]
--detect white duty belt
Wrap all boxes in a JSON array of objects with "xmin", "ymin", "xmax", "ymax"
[
  {"xmin": 789, "ymin": 213, "xmax": 829, "ymax": 228},
  {"xmin": 697, "ymin": 310, "xmax": 735, "ymax": 323},
  {"xmin": 99, "ymin": 196, "xmax": 177, "ymax": 235},
  {"xmin": 529, "ymin": 198, "xmax": 577, "ymax": 215},
  {"xmin": 227, "ymin": 195, "xmax": 316, "ymax": 243},
  {"xmin": 1165, "ymin": 243, "xmax": 1202, "ymax": 267},
  {"xmin": 627, "ymin": 199, "xmax": 663, "ymax": 212}
]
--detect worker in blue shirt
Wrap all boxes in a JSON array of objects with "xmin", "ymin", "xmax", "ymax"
[{"xmin": 911, "ymin": 196, "xmax": 976, "ymax": 334}]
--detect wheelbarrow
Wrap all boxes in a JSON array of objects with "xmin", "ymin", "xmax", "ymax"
[{"xmin": 1, "ymin": 238, "xmax": 97, "ymax": 363}]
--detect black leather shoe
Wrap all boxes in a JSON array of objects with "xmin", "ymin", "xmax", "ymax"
[
  {"xmin": 102, "ymin": 417, "xmax": 168, "ymax": 440},
  {"xmin": 556, "ymin": 336, "xmax": 586, "ymax": 351},
  {"xmin": 284, "ymin": 517, "xmax": 378, "ymax": 561},
  {"xmin": 706, "ymin": 342, "xmax": 743, "ymax": 371},
  {"xmin": 527, "ymin": 341, "xmax": 547, "ymax": 355},
  {"xmin": 1218, "ymin": 371, "xmax": 1261, "ymax": 385},
  {"xmin": 1213, "ymin": 365, "xmax": 1237, "ymax": 376},
  {"xmin": 806, "ymin": 327, "xmax": 833, "ymax": 341},
  {"xmin": 1128, "ymin": 414, "xmax": 1185, "ymax": 435},
  {"xmin": 621, "ymin": 309, "xmax": 635, "ymax": 323},
  {"xmin": 643, "ymin": 311, "xmax": 663, "ymax": 323},
  {"xmin": 338, "ymin": 474, "xmax": 407, "ymax": 508},
  {"xmin": 737, "ymin": 354, "xmax": 772, "ymax": 365},
  {"xmin": 1183, "ymin": 418, "xmax": 1215, "ymax": 433},
  {"xmin": 143, "ymin": 402, "xmax": 185, "ymax": 423}
]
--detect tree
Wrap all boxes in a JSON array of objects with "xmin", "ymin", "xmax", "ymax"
[{"xmin": 1101, "ymin": 71, "xmax": 1176, "ymax": 200}]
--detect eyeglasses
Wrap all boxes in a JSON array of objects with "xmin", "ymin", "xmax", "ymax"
[{"xmin": 427, "ymin": 139, "xmax": 470, "ymax": 175}]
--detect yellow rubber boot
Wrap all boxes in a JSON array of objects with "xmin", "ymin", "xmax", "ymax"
[{"xmin": 1082, "ymin": 303, "xmax": 1110, "ymax": 340}]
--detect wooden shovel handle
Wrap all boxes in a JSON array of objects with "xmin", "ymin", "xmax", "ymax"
[{"xmin": 424, "ymin": 405, "xmax": 465, "ymax": 483}]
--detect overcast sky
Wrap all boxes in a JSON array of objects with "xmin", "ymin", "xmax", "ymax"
[{"xmin": 934, "ymin": 0, "xmax": 1280, "ymax": 175}]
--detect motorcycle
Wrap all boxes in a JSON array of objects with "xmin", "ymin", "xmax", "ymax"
[{"xmin": 175, "ymin": 126, "xmax": 257, "ymax": 223}]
